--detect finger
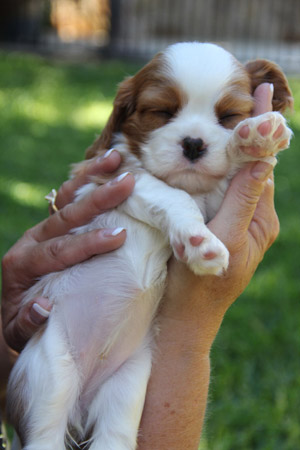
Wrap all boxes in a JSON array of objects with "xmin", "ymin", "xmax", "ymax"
[
  {"xmin": 11, "ymin": 228, "xmax": 126, "ymax": 284},
  {"xmin": 29, "ymin": 227, "xmax": 127, "ymax": 276},
  {"xmin": 252, "ymin": 83, "xmax": 273, "ymax": 116},
  {"xmin": 55, "ymin": 149, "xmax": 122, "ymax": 209},
  {"xmin": 31, "ymin": 172, "xmax": 135, "ymax": 242},
  {"xmin": 209, "ymin": 161, "xmax": 274, "ymax": 245},
  {"xmin": 4, "ymin": 297, "xmax": 52, "ymax": 352}
]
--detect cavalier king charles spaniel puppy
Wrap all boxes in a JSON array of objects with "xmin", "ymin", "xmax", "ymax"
[{"xmin": 7, "ymin": 42, "xmax": 293, "ymax": 450}]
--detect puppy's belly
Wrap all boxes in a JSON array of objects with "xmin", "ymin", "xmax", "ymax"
[
  {"xmin": 55, "ymin": 256, "xmax": 165, "ymax": 397},
  {"xmin": 25, "ymin": 214, "xmax": 170, "ymax": 406}
]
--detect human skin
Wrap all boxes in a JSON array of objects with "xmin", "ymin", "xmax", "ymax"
[
  {"xmin": 1, "ymin": 84, "xmax": 280, "ymax": 447},
  {"xmin": 138, "ymin": 83, "xmax": 279, "ymax": 449}
]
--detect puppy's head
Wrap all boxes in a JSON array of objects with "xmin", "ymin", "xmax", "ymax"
[{"xmin": 86, "ymin": 42, "xmax": 292, "ymax": 193}]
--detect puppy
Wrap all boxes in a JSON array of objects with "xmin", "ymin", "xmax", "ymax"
[{"xmin": 7, "ymin": 42, "xmax": 293, "ymax": 450}]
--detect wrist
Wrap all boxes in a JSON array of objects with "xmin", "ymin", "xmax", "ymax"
[
  {"xmin": 158, "ymin": 301, "xmax": 226, "ymax": 357},
  {"xmin": 161, "ymin": 259, "xmax": 244, "ymax": 354},
  {"xmin": 166, "ymin": 259, "xmax": 232, "ymax": 312}
]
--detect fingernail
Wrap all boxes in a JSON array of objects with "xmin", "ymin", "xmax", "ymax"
[
  {"xmin": 109, "ymin": 172, "xmax": 130, "ymax": 185},
  {"xmin": 102, "ymin": 227, "xmax": 125, "ymax": 237},
  {"xmin": 261, "ymin": 156, "xmax": 277, "ymax": 168},
  {"xmin": 30, "ymin": 301, "xmax": 51, "ymax": 325},
  {"xmin": 103, "ymin": 148, "xmax": 116, "ymax": 159},
  {"xmin": 96, "ymin": 148, "xmax": 115, "ymax": 163},
  {"xmin": 251, "ymin": 161, "xmax": 273, "ymax": 181}
]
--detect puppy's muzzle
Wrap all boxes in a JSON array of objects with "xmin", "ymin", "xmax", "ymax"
[{"xmin": 182, "ymin": 137, "xmax": 207, "ymax": 162}]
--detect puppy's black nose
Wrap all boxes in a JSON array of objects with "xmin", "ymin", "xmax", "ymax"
[{"xmin": 182, "ymin": 137, "xmax": 207, "ymax": 162}]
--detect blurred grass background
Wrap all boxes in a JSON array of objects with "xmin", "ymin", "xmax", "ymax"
[{"xmin": 0, "ymin": 51, "xmax": 299, "ymax": 449}]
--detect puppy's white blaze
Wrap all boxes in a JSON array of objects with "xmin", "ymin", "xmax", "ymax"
[
  {"xmin": 164, "ymin": 42, "xmax": 236, "ymax": 106},
  {"xmin": 141, "ymin": 43, "xmax": 236, "ymax": 194}
]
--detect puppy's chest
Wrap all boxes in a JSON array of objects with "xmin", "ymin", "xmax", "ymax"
[{"xmin": 192, "ymin": 178, "xmax": 230, "ymax": 223}]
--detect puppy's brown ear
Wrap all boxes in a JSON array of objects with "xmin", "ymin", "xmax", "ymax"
[
  {"xmin": 85, "ymin": 76, "xmax": 135, "ymax": 159},
  {"xmin": 245, "ymin": 60, "xmax": 293, "ymax": 113}
]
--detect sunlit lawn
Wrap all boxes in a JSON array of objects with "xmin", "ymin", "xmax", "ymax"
[{"xmin": 0, "ymin": 51, "xmax": 299, "ymax": 449}]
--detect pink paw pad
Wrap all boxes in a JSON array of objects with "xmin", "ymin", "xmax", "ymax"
[
  {"xmin": 189, "ymin": 235, "xmax": 204, "ymax": 247},
  {"xmin": 258, "ymin": 120, "xmax": 272, "ymax": 137},
  {"xmin": 273, "ymin": 123, "xmax": 284, "ymax": 139},
  {"xmin": 238, "ymin": 125, "xmax": 250, "ymax": 139},
  {"xmin": 204, "ymin": 251, "xmax": 217, "ymax": 260}
]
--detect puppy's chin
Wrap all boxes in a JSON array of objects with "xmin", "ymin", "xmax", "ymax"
[
  {"xmin": 160, "ymin": 167, "xmax": 226, "ymax": 195},
  {"xmin": 140, "ymin": 140, "xmax": 230, "ymax": 195}
]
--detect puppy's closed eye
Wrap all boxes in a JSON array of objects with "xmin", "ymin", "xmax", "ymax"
[
  {"xmin": 218, "ymin": 111, "xmax": 247, "ymax": 129},
  {"xmin": 147, "ymin": 109, "xmax": 175, "ymax": 120},
  {"xmin": 137, "ymin": 106, "xmax": 177, "ymax": 131}
]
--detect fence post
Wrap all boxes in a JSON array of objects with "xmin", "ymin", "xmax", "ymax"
[{"xmin": 106, "ymin": 0, "xmax": 122, "ymax": 57}]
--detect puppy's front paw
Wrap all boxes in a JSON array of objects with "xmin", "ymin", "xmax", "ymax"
[
  {"xmin": 233, "ymin": 112, "xmax": 292, "ymax": 160},
  {"xmin": 171, "ymin": 225, "xmax": 229, "ymax": 276}
]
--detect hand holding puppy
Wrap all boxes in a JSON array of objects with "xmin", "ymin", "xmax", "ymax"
[
  {"xmin": 138, "ymin": 83, "xmax": 281, "ymax": 449},
  {"xmin": 1, "ymin": 151, "xmax": 135, "ymax": 352}
]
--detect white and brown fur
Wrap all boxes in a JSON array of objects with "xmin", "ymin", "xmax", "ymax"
[{"xmin": 7, "ymin": 43, "xmax": 293, "ymax": 450}]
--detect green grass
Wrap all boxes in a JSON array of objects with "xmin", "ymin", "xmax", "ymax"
[
  {"xmin": 0, "ymin": 51, "xmax": 140, "ymax": 255},
  {"xmin": 0, "ymin": 51, "xmax": 300, "ymax": 449}
]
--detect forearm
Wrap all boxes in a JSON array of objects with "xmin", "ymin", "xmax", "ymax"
[
  {"xmin": 138, "ymin": 322, "xmax": 212, "ymax": 449},
  {"xmin": 138, "ymin": 261, "xmax": 228, "ymax": 449}
]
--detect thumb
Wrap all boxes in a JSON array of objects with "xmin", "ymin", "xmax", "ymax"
[
  {"xmin": 5, "ymin": 297, "xmax": 52, "ymax": 352},
  {"xmin": 252, "ymin": 83, "xmax": 273, "ymax": 116},
  {"xmin": 209, "ymin": 161, "xmax": 274, "ymax": 242}
]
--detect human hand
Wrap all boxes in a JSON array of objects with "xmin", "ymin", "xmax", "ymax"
[
  {"xmin": 1, "ymin": 150, "xmax": 135, "ymax": 352},
  {"xmin": 139, "ymin": 84, "xmax": 281, "ymax": 450},
  {"xmin": 162, "ymin": 83, "xmax": 280, "ymax": 326}
]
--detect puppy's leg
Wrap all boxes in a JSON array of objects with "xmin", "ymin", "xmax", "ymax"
[
  {"xmin": 120, "ymin": 172, "xmax": 229, "ymax": 276},
  {"xmin": 86, "ymin": 338, "xmax": 152, "ymax": 450},
  {"xmin": 8, "ymin": 323, "xmax": 80, "ymax": 450}
]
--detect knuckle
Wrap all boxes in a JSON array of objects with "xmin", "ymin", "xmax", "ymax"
[
  {"xmin": 58, "ymin": 203, "xmax": 76, "ymax": 227},
  {"xmin": 60, "ymin": 180, "xmax": 72, "ymax": 194},
  {"xmin": 46, "ymin": 235, "xmax": 76, "ymax": 270},
  {"xmin": 23, "ymin": 228, "xmax": 36, "ymax": 242},
  {"xmin": 47, "ymin": 238, "xmax": 65, "ymax": 262},
  {"xmin": 90, "ymin": 188, "xmax": 104, "ymax": 211},
  {"xmin": 258, "ymin": 211, "xmax": 280, "ymax": 251},
  {"xmin": 57, "ymin": 180, "xmax": 73, "ymax": 203},
  {"xmin": 269, "ymin": 214, "xmax": 280, "ymax": 246},
  {"xmin": 237, "ymin": 186, "xmax": 260, "ymax": 208},
  {"xmin": 2, "ymin": 250, "xmax": 14, "ymax": 270},
  {"xmin": 23, "ymin": 228, "xmax": 32, "ymax": 240},
  {"xmin": 2, "ymin": 248, "xmax": 20, "ymax": 271}
]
